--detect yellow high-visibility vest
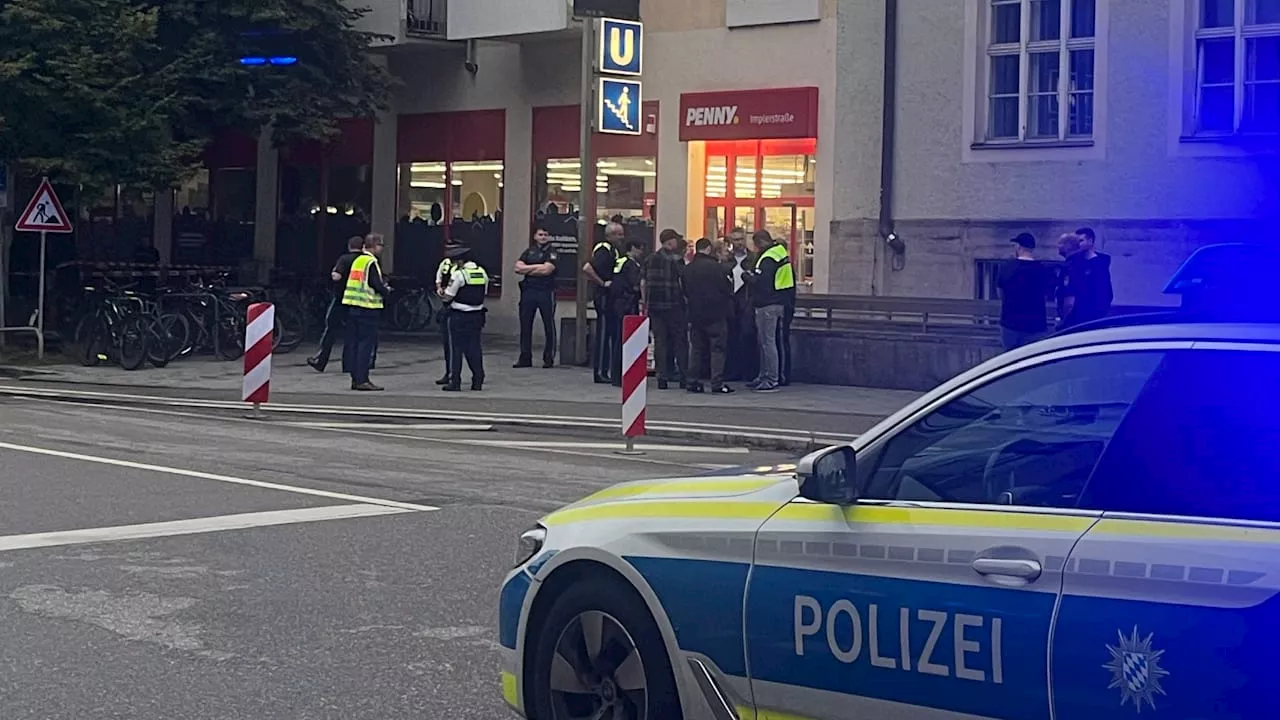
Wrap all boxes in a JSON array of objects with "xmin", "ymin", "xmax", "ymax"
[
  {"xmin": 756, "ymin": 243, "xmax": 796, "ymax": 291},
  {"xmin": 342, "ymin": 253, "xmax": 384, "ymax": 309}
]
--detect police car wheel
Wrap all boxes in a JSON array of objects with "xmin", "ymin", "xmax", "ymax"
[{"xmin": 529, "ymin": 578, "xmax": 683, "ymax": 720}]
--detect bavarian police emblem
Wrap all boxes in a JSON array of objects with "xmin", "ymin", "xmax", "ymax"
[{"xmin": 1103, "ymin": 626, "xmax": 1170, "ymax": 712}]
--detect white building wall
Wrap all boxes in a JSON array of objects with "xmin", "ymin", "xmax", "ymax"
[{"xmin": 832, "ymin": 0, "xmax": 1280, "ymax": 305}]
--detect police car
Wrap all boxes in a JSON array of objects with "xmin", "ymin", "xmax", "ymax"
[{"xmin": 498, "ymin": 244, "xmax": 1279, "ymax": 720}]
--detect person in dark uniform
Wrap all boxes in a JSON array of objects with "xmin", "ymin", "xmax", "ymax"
[
  {"xmin": 513, "ymin": 227, "xmax": 559, "ymax": 368},
  {"xmin": 439, "ymin": 244, "xmax": 490, "ymax": 391},
  {"xmin": 608, "ymin": 238, "xmax": 646, "ymax": 386},
  {"xmin": 582, "ymin": 221, "xmax": 625, "ymax": 383},
  {"xmin": 308, "ymin": 235, "xmax": 365, "ymax": 373},
  {"xmin": 434, "ymin": 239, "xmax": 462, "ymax": 385}
]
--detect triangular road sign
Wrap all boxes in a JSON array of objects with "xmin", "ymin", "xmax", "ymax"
[{"xmin": 15, "ymin": 179, "xmax": 73, "ymax": 234}]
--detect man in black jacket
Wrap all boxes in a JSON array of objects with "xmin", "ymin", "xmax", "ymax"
[
  {"xmin": 608, "ymin": 238, "xmax": 646, "ymax": 387},
  {"xmin": 308, "ymin": 235, "xmax": 365, "ymax": 372},
  {"xmin": 683, "ymin": 238, "xmax": 734, "ymax": 394}
]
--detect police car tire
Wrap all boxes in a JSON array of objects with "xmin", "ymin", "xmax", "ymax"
[{"xmin": 529, "ymin": 577, "xmax": 684, "ymax": 720}]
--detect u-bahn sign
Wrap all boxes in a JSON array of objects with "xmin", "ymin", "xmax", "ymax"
[
  {"xmin": 574, "ymin": 0, "xmax": 639, "ymax": 21},
  {"xmin": 599, "ymin": 18, "xmax": 642, "ymax": 76}
]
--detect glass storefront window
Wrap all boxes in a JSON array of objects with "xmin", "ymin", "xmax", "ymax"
[
  {"xmin": 598, "ymin": 156, "xmax": 655, "ymax": 223},
  {"xmin": 760, "ymin": 154, "xmax": 814, "ymax": 200},
  {"xmin": 705, "ymin": 156, "xmax": 727, "ymax": 198},
  {"xmin": 450, "ymin": 161, "xmax": 504, "ymax": 221},
  {"xmin": 734, "ymin": 155, "xmax": 757, "ymax": 199},
  {"xmin": 174, "ymin": 170, "xmax": 210, "ymax": 215},
  {"xmin": 398, "ymin": 162, "xmax": 447, "ymax": 224},
  {"xmin": 327, "ymin": 165, "xmax": 371, "ymax": 222}
]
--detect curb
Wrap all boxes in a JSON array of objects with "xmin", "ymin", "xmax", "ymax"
[{"xmin": 0, "ymin": 384, "xmax": 851, "ymax": 454}]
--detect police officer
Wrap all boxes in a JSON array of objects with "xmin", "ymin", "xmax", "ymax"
[
  {"xmin": 582, "ymin": 222, "xmax": 625, "ymax": 383},
  {"xmin": 746, "ymin": 229, "xmax": 795, "ymax": 393},
  {"xmin": 513, "ymin": 227, "xmax": 559, "ymax": 368},
  {"xmin": 439, "ymin": 244, "xmax": 489, "ymax": 392},
  {"xmin": 608, "ymin": 238, "xmax": 646, "ymax": 386},
  {"xmin": 434, "ymin": 240, "xmax": 462, "ymax": 386},
  {"xmin": 342, "ymin": 234, "xmax": 390, "ymax": 391}
]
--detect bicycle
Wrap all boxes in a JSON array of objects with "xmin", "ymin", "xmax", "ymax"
[{"xmin": 70, "ymin": 284, "xmax": 148, "ymax": 371}]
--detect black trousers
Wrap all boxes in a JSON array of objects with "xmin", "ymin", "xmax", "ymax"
[
  {"xmin": 777, "ymin": 303, "xmax": 794, "ymax": 385},
  {"xmin": 608, "ymin": 307, "xmax": 634, "ymax": 386},
  {"xmin": 447, "ymin": 309, "xmax": 486, "ymax": 386},
  {"xmin": 313, "ymin": 296, "xmax": 344, "ymax": 368},
  {"xmin": 689, "ymin": 319, "xmax": 727, "ymax": 388},
  {"xmin": 438, "ymin": 305, "xmax": 453, "ymax": 379},
  {"xmin": 343, "ymin": 307, "xmax": 379, "ymax": 385},
  {"xmin": 649, "ymin": 308, "xmax": 689, "ymax": 382},
  {"xmin": 592, "ymin": 294, "xmax": 615, "ymax": 382},
  {"xmin": 517, "ymin": 290, "xmax": 556, "ymax": 365}
]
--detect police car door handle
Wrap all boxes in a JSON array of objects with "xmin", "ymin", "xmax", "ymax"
[{"xmin": 970, "ymin": 558, "xmax": 1042, "ymax": 580}]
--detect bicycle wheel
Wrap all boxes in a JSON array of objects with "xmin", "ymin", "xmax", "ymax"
[
  {"xmin": 416, "ymin": 297, "xmax": 435, "ymax": 330},
  {"xmin": 390, "ymin": 293, "xmax": 416, "ymax": 332},
  {"xmin": 118, "ymin": 317, "xmax": 148, "ymax": 371},
  {"xmin": 159, "ymin": 312, "xmax": 191, "ymax": 362},
  {"xmin": 273, "ymin": 305, "xmax": 306, "ymax": 353},
  {"xmin": 145, "ymin": 313, "xmax": 187, "ymax": 368},
  {"xmin": 72, "ymin": 315, "xmax": 105, "ymax": 367}
]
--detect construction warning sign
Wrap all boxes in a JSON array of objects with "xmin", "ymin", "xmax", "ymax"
[{"xmin": 15, "ymin": 179, "xmax": 73, "ymax": 233}]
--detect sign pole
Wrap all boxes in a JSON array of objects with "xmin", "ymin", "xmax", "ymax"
[
  {"xmin": 36, "ymin": 230, "xmax": 45, "ymax": 359},
  {"xmin": 574, "ymin": 17, "xmax": 596, "ymax": 366}
]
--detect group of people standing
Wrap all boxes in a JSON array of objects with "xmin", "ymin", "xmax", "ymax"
[
  {"xmin": 997, "ymin": 226, "xmax": 1114, "ymax": 350},
  {"xmin": 307, "ymin": 233, "xmax": 492, "ymax": 392},
  {"xmin": 580, "ymin": 224, "xmax": 797, "ymax": 394}
]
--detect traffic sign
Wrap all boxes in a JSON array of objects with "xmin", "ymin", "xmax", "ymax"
[
  {"xmin": 598, "ymin": 78, "xmax": 643, "ymax": 135},
  {"xmin": 15, "ymin": 178, "xmax": 72, "ymax": 234},
  {"xmin": 599, "ymin": 19, "xmax": 642, "ymax": 76}
]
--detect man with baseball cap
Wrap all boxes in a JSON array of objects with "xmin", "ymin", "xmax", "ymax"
[{"xmin": 997, "ymin": 232, "xmax": 1054, "ymax": 350}]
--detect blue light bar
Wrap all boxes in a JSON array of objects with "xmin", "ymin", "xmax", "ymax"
[
  {"xmin": 268, "ymin": 56, "xmax": 298, "ymax": 66},
  {"xmin": 239, "ymin": 57, "xmax": 267, "ymax": 66}
]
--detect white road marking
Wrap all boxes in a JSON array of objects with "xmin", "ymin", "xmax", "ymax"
[
  {"xmin": 287, "ymin": 421, "xmax": 494, "ymax": 431},
  {"xmin": 453, "ymin": 440, "xmax": 749, "ymax": 454},
  {"xmin": 0, "ymin": 440, "xmax": 438, "ymax": 512},
  {"xmin": 0, "ymin": 504, "xmax": 413, "ymax": 553}
]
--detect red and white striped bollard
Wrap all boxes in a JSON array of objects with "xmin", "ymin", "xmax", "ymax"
[
  {"xmin": 618, "ymin": 314, "xmax": 650, "ymax": 455},
  {"xmin": 243, "ymin": 302, "xmax": 274, "ymax": 418}
]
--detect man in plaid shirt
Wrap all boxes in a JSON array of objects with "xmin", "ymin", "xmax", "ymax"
[{"xmin": 643, "ymin": 229, "xmax": 690, "ymax": 389}]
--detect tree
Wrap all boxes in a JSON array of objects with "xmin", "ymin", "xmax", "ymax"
[{"xmin": 0, "ymin": 0, "xmax": 391, "ymax": 192}]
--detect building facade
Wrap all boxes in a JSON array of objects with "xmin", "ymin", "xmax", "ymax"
[
  {"xmin": 833, "ymin": 0, "xmax": 1280, "ymax": 305},
  {"xmin": 192, "ymin": 0, "xmax": 1278, "ymax": 325}
]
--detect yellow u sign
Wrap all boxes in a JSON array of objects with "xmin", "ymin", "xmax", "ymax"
[
  {"xmin": 599, "ymin": 19, "xmax": 642, "ymax": 76},
  {"xmin": 608, "ymin": 27, "xmax": 634, "ymax": 68}
]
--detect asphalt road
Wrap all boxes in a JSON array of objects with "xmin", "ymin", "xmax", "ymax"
[{"xmin": 0, "ymin": 396, "xmax": 792, "ymax": 719}]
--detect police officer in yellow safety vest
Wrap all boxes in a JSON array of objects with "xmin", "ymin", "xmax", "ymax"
[
  {"xmin": 746, "ymin": 229, "xmax": 796, "ymax": 393},
  {"xmin": 342, "ymin": 233, "xmax": 391, "ymax": 392},
  {"xmin": 438, "ymin": 244, "xmax": 490, "ymax": 392},
  {"xmin": 607, "ymin": 238, "xmax": 646, "ymax": 386},
  {"xmin": 434, "ymin": 240, "xmax": 463, "ymax": 386},
  {"xmin": 582, "ymin": 221, "xmax": 625, "ymax": 383}
]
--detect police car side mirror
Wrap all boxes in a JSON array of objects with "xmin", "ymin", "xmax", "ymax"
[{"xmin": 797, "ymin": 445, "xmax": 858, "ymax": 506}]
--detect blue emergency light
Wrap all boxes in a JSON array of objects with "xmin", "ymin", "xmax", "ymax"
[{"xmin": 239, "ymin": 56, "xmax": 298, "ymax": 66}]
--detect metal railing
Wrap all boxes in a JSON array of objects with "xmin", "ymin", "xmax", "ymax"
[
  {"xmin": 794, "ymin": 294, "xmax": 1167, "ymax": 334},
  {"xmin": 406, "ymin": 0, "xmax": 446, "ymax": 37}
]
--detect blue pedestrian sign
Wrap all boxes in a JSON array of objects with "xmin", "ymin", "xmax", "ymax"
[
  {"xmin": 599, "ymin": 19, "xmax": 643, "ymax": 76},
  {"xmin": 598, "ymin": 78, "xmax": 643, "ymax": 136}
]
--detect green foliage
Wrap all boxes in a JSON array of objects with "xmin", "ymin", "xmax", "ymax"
[{"xmin": 0, "ymin": 0, "xmax": 391, "ymax": 191}]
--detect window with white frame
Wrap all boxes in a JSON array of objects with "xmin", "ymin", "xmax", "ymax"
[
  {"xmin": 1194, "ymin": 0, "xmax": 1280, "ymax": 134},
  {"xmin": 984, "ymin": 0, "xmax": 1097, "ymax": 142}
]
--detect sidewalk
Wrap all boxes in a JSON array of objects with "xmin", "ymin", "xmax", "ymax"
[{"xmin": 0, "ymin": 338, "xmax": 922, "ymax": 442}]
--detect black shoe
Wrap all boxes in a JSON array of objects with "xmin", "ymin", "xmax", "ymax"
[
  {"xmin": 442, "ymin": 384, "xmax": 462, "ymax": 392},
  {"xmin": 513, "ymin": 359, "xmax": 533, "ymax": 368},
  {"xmin": 543, "ymin": 360, "xmax": 555, "ymax": 368},
  {"xmin": 657, "ymin": 379, "xmax": 669, "ymax": 390},
  {"xmin": 307, "ymin": 357, "xmax": 325, "ymax": 373},
  {"xmin": 687, "ymin": 383, "xmax": 704, "ymax": 394},
  {"xmin": 435, "ymin": 376, "xmax": 450, "ymax": 386},
  {"xmin": 594, "ymin": 376, "xmax": 611, "ymax": 384},
  {"xmin": 471, "ymin": 382, "xmax": 483, "ymax": 391},
  {"xmin": 353, "ymin": 382, "xmax": 383, "ymax": 392},
  {"xmin": 712, "ymin": 385, "xmax": 735, "ymax": 394}
]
